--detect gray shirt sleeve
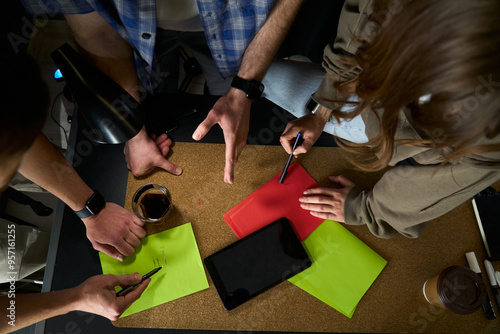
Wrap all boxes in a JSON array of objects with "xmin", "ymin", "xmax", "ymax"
[
  {"xmin": 312, "ymin": 0, "xmax": 374, "ymax": 110},
  {"xmin": 344, "ymin": 162, "xmax": 500, "ymax": 238}
]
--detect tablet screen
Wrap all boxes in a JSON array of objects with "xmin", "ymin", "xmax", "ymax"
[
  {"xmin": 472, "ymin": 192, "xmax": 500, "ymax": 261},
  {"xmin": 204, "ymin": 217, "xmax": 312, "ymax": 310}
]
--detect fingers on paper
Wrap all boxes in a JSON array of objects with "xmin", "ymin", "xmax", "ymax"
[
  {"xmin": 124, "ymin": 233, "xmax": 141, "ymax": 249},
  {"xmin": 94, "ymin": 242, "xmax": 125, "ymax": 262},
  {"xmin": 299, "ymin": 187, "xmax": 343, "ymax": 219},
  {"xmin": 302, "ymin": 186, "xmax": 336, "ymax": 197},
  {"xmin": 108, "ymin": 237, "xmax": 136, "ymax": 258},
  {"xmin": 300, "ymin": 200, "xmax": 343, "ymax": 221},
  {"xmin": 309, "ymin": 210, "xmax": 342, "ymax": 221},
  {"xmin": 98, "ymin": 226, "xmax": 144, "ymax": 261},
  {"xmin": 300, "ymin": 197, "xmax": 339, "ymax": 211}
]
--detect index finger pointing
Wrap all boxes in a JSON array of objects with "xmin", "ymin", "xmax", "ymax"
[{"xmin": 224, "ymin": 142, "xmax": 237, "ymax": 184}]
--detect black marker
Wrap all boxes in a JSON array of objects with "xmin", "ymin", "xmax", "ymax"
[
  {"xmin": 116, "ymin": 266, "xmax": 163, "ymax": 297},
  {"xmin": 279, "ymin": 132, "xmax": 302, "ymax": 184},
  {"xmin": 484, "ymin": 260, "xmax": 500, "ymax": 311},
  {"xmin": 465, "ymin": 252, "xmax": 496, "ymax": 320}
]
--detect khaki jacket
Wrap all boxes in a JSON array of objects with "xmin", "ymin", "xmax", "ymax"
[{"xmin": 312, "ymin": 0, "xmax": 500, "ymax": 238}]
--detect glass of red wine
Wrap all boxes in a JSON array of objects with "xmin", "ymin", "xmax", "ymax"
[{"xmin": 132, "ymin": 183, "xmax": 172, "ymax": 223}]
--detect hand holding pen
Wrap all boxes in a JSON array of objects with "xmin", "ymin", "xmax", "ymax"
[
  {"xmin": 73, "ymin": 273, "xmax": 150, "ymax": 321},
  {"xmin": 279, "ymin": 132, "xmax": 302, "ymax": 184},
  {"xmin": 116, "ymin": 267, "xmax": 162, "ymax": 297},
  {"xmin": 280, "ymin": 114, "xmax": 326, "ymax": 157}
]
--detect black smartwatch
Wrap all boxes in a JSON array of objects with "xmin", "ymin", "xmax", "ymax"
[
  {"xmin": 75, "ymin": 190, "xmax": 106, "ymax": 219},
  {"xmin": 230, "ymin": 76, "xmax": 264, "ymax": 101}
]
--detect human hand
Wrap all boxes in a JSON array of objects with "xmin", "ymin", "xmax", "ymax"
[
  {"xmin": 192, "ymin": 89, "xmax": 251, "ymax": 184},
  {"xmin": 124, "ymin": 126, "xmax": 182, "ymax": 177},
  {"xmin": 73, "ymin": 273, "xmax": 150, "ymax": 321},
  {"xmin": 82, "ymin": 202, "xmax": 146, "ymax": 261},
  {"xmin": 299, "ymin": 176, "xmax": 356, "ymax": 222},
  {"xmin": 280, "ymin": 114, "xmax": 327, "ymax": 157}
]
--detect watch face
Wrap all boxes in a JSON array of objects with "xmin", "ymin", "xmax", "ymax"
[
  {"xmin": 87, "ymin": 192, "xmax": 106, "ymax": 215},
  {"xmin": 247, "ymin": 81, "xmax": 264, "ymax": 100},
  {"xmin": 307, "ymin": 99, "xmax": 318, "ymax": 112}
]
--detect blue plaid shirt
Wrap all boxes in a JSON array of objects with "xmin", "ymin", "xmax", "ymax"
[{"xmin": 22, "ymin": 0, "xmax": 275, "ymax": 90}]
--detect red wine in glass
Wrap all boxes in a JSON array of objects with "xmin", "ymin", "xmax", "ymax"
[{"xmin": 140, "ymin": 193, "xmax": 171, "ymax": 220}]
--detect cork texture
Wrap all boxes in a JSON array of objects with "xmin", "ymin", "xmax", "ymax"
[{"xmin": 114, "ymin": 142, "xmax": 499, "ymax": 333}]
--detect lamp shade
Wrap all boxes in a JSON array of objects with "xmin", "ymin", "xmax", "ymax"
[{"xmin": 51, "ymin": 43, "xmax": 143, "ymax": 144}]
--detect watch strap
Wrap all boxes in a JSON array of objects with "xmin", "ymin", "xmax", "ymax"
[
  {"xmin": 230, "ymin": 76, "xmax": 264, "ymax": 101},
  {"xmin": 74, "ymin": 190, "xmax": 105, "ymax": 219},
  {"xmin": 75, "ymin": 208, "xmax": 93, "ymax": 219},
  {"xmin": 307, "ymin": 98, "xmax": 333, "ymax": 121},
  {"xmin": 231, "ymin": 76, "xmax": 251, "ymax": 92}
]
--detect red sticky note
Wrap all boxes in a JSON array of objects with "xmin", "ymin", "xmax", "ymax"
[{"xmin": 223, "ymin": 162, "xmax": 323, "ymax": 241}]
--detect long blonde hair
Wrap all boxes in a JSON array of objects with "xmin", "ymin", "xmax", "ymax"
[{"xmin": 332, "ymin": 0, "xmax": 500, "ymax": 171}]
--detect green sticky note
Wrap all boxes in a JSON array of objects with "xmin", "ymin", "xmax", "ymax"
[
  {"xmin": 99, "ymin": 223, "xmax": 209, "ymax": 318},
  {"xmin": 289, "ymin": 220, "xmax": 387, "ymax": 318}
]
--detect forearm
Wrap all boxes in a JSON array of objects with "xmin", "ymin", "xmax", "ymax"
[
  {"xmin": 237, "ymin": 0, "xmax": 304, "ymax": 81},
  {"xmin": 17, "ymin": 134, "xmax": 93, "ymax": 212},
  {"xmin": 0, "ymin": 289, "xmax": 78, "ymax": 332},
  {"xmin": 344, "ymin": 163, "xmax": 500, "ymax": 238},
  {"xmin": 64, "ymin": 12, "xmax": 140, "ymax": 101}
]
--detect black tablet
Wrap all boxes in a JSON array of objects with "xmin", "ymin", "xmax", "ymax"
[
  {"xmin": 204, "ymin": 217, "xmax": 312, "ymax": 310},
  {"xmin": 472, "ymin": 190, "xmax": 500, "ymax": 261}
]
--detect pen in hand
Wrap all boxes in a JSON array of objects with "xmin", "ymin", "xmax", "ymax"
[
  {"xmin": 116, "ymin": 266, "xmax": 163, "ymax": 297},
  {"xmin": 279, "ymin": 132, "xmax": 302, "ymax": 184}
]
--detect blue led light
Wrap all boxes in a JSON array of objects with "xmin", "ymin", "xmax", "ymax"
[{"xmin": 54, "ymin": 68, "xmax": 63, "ymax": 79}]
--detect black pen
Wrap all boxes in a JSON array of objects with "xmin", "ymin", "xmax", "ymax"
[
  {"xmin": 465, "ymin": 252, "xmax": 496, "ymax": 320},
  {"xmin": 279, "ymin": 132, "xmax": 302, "ymax": 184},
  {"xmin": 484, "ymin": 260, "xmax": 500, "ymax": 310},
  {"xmin": 116, "ymin": 266, "xmax": 163, "ymax": 297}
]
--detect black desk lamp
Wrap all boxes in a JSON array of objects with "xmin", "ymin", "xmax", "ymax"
[{"xmin": 51, "ymin": 43, "xmax": 143, "ymax": 144}]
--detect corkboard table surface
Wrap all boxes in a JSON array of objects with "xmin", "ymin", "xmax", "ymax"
[{"xmin": 114, "ymin": 142, "xmax": 499, "ymax": 334}]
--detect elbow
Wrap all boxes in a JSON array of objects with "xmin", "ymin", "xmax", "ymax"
[{"xmin": 366, "ymin": 218, "xmax": 431, "ymax": 239}]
